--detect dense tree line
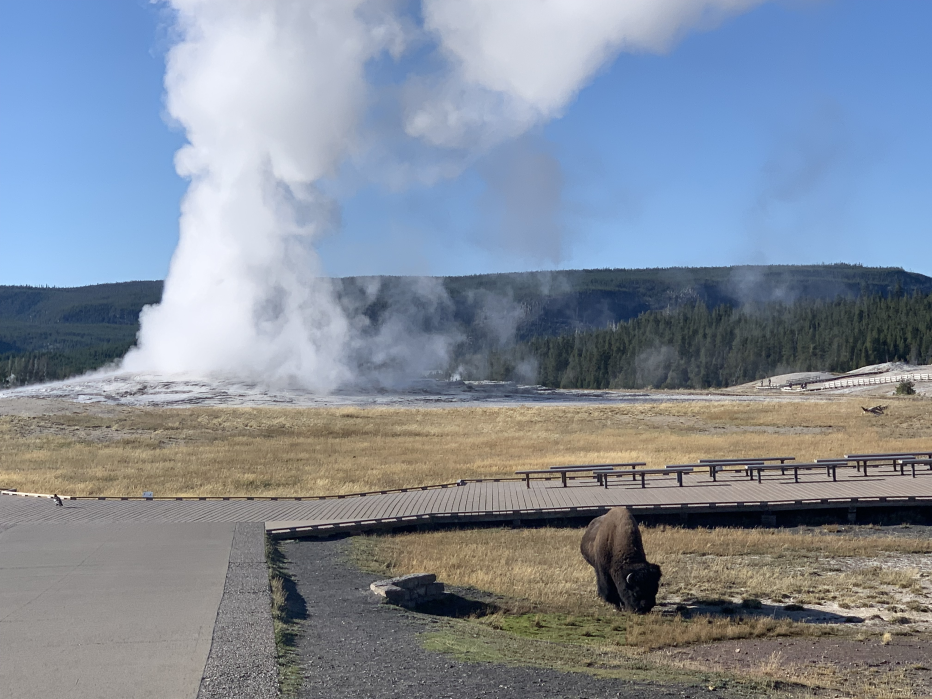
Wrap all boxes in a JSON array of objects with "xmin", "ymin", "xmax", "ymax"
[
  {"xmin": 1, "ymin": 343, "xmax": 133, "ymax": 387},
  {"xmin": 524, "ymin": 292, "xmax": 932, "ymax": 390}
]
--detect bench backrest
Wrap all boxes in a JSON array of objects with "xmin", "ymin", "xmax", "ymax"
[
  {"xmin": 698, "ymin": 457, "xmax": 794, "ymax": 463},
  {"xmin": 605, "ymin": 466, "xmax": 693, "ymax": 475},
  {"xmin": 748, "ymin": 461, "xmax": 839, "ymax": 469},
  {"xmin": 846, "ymin": 452, "xmax": 932, "ymax": 459},
  {"xmin": 547, "ymin": 462, "xmax": 645, "ymax": 470},
  {"xmin": 667, "ymin": 461, "xmax": 763, "ymax": 468}
]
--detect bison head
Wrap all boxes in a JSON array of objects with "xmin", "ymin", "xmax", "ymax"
[{"xmin": 618, "ymin": 563, "xmax": 662, "ymax": 614}]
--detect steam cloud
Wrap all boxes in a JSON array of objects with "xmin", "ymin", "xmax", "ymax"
[{"xmin": 123, "ymin": 0, "xmax": 765, "ymax": 390}]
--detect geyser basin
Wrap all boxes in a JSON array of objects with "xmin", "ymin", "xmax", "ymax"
[{"xmin": 0, "ymin": 373, "xmax": 771, "ymax": 409}]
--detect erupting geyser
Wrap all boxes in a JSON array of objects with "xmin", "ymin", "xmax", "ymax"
[{"xmin": 123, "ymin": 0, "xmax": 764, "ymax": 391}]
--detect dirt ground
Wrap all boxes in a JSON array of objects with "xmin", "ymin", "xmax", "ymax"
[{"xmin": 658, "ymin": 634, "xmax": 932, "ymax": 696}]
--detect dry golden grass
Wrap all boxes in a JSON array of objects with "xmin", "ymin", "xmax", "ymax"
[
  {"xmin": 1, "ymin": 396, "xmax": 929, "ymax": 496},
  {"xmin": 355, "ymin": 526, "xmax": 932, "ymax": 620}
]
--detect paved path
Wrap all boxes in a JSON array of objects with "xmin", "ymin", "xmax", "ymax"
[{"xmin": 0, "ymin": 522, "xmax": 234, "ymax": 699}]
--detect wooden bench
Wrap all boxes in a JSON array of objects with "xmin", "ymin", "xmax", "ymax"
[
  {"xmin": 747, "ymin": 461, "xmax": 847, "ymax": 483},
  {"xmin": 599, "ymin": 466, "xmax": 695, "ymax": 489},
  {"xmin": 896, "ymin": 458, "xmax": 932, "ymax": 478},
  {"xmin": 685, "ymin": 460, "xmax": 767, "ymax": 480},
  {"xmin": 845, "ymin": 452, "xmax": 932, "ymax": 475},
  {"xmin": 699, "ymin": 456, "xmax": 795, "ymax": 476},
  {"xmin": 699, "ymin": 456, "xmax": 795, "ymax": 465},
  {"xmin": 515, "ymin": 463, "xmax": 646, "ymax": 488},
  {"xmin": 548, "ymin": 463, "xmax": 645, "ymax": 483}
]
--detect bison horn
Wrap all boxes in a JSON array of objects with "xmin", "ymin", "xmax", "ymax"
[{"xmin": 626, "ymin": 573, "xmax": 634, "ymax": 584}]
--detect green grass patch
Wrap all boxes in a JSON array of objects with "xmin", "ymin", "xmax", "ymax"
[
  {"xmin": 266, "ymin": 538, "xmax": 304, "ymax": 698},
  {"xmin": 475, "ymin": 609, "xmax": 824, "ymax": 650},
  {"xmin": 420, "ymin": 618, "xmax": 795, "ymax": 697},
  {"xmin": 479, "ymin": 612, "xmax": 624, "ymax": 645}
]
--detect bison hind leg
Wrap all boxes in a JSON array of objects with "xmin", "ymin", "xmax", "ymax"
[{"xmin": 596, "ymin": 567, "xmax": 621, "ymax": 607}]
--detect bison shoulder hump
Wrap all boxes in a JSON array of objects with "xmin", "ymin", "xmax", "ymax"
[{"xmin": 600, "ymin": 508, "xmax": 648, "ymax": 566}]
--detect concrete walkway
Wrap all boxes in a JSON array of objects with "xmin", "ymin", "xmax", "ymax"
[{"xmin": 0, "ymin": 522, "xmax": 234, "ymax": 699}]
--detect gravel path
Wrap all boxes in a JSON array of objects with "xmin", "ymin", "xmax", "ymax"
[
  {"xmin": 284, "ymin": 537, "xmax": 696, "ymax": 699},
  {"xmin": 197, "ymin": 522, "xmax": 278, "ymax": 699}
]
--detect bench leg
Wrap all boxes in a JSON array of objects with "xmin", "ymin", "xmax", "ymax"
[
  {"xmin": 561, "ymin": 472, "xmax": 567, "ymax": 487},
  {"xmin": 525, "ymin": 475, "xmax": 530, "ymax": 489},
  {"xmin": 677, "ymin": 472, "xmax": 683, "ymax": 486},
  {"xmin": 793, "ymin": 468, "xmax": 799, "ymax": 483},
  {"xmin": 757, "ymin": 469, "xmax": 762, "ymax": 483},
  {"xmin": 640, "ymin": 474, "xmax": 646, "ymax": 488}
]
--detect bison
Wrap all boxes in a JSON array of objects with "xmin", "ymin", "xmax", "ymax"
[{"xmin": 580, "ymin": 507, "xmax": 661, "ymax": 614}]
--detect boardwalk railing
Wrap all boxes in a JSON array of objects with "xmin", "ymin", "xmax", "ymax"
[
  {"xmin": 1, "ymin": 480, "xmax": 515, "ymax": 503},
  {"xmin": 798, "ymin": 372, "xmax": 932, "ymax": 391}
]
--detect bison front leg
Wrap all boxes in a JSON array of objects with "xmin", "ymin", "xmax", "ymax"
[{"xmin": 595, "ymin": 566, "xmax": 621, "ymax": 607}]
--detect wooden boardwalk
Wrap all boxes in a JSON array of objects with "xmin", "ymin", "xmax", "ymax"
[{"xmin": 4, "ymin": 467, "xmax": 932, "ymax": 537}]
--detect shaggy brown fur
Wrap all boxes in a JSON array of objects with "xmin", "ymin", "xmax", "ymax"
[{"xmin": 580, "ymin": 507, "xmax": 661, "ymax": 614}]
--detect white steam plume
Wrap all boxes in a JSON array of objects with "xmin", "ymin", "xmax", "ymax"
[
  {"xmin": 407, "ymin": 0, "xmax": 764, "ymax": 148},
  {"xmin": 124, "ymin": 0, "xmax": 765, "ymax": 389},
  {"xmin": 124, "ymin": 0, "xmax": 405, "ymax": 390}
]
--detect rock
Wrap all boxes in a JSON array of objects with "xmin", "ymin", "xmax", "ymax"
[
  {"xmin": 390, "ymin": 573, "xmax": 436, "ymax": 590},
  {"xmin": 369, "ymin": 573, "xmax": 445, "ymax": 607}
]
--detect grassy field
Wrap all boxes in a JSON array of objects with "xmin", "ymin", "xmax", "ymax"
[
  {"xmin": 353, "ymin": 525, "xmax": 932, "ymax": 697},
  {"xmin": 354, "ymin": 526, "xmax": 932, "ymax": 619},
  {"xmin": 1, "ymin": 396, "xmax": 929, "ymax": 496}
]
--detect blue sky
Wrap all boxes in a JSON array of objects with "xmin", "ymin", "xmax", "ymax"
[{"xmin": 1, "ymin": 0, "xmax": 930, "ymax": 287}]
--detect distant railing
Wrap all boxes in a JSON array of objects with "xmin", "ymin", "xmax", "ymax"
[
  {"xmin": 0, "ymin": 478, "xmax": 525, "ymax": 503},
  {"xmin": 804, "ymin": 372, "xmax": 931, "ymax": 391},
  {"xmin": 755, "ymin": 372, "xmax": 932, "ymax": 391}
]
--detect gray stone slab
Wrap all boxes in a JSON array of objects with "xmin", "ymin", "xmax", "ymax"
[{"xmin": 0, "ymin": 522, "xmax": 234, "ymax": 699}]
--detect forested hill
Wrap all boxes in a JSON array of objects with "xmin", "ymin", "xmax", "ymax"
[
  {"xmin": 525, "ymin": 293, "xmax": 932, "ymax": 390},
  {"xmin": 0, "ymin": 281, "xmax": 163, "ymax": 385},
  {"xmin": 2, "ymin": 265, "xmax": 931, "ymax": 386},
  {"xmin": 438, "ymin": 264, "xmax": 932, "ymax": 339}
]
